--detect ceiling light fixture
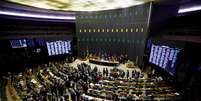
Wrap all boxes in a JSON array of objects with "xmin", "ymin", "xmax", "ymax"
[
  {"xmin": 0, "ymin": 10, "xmax": 76, "ymax": 20},
  {"xmin": 178, "ymin": 5, "xmax": 201, "ymax": 13}
]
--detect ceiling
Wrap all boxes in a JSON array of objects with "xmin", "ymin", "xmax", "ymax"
[{"xmin": 6, "ymin": 0, "xmax": 154, "ymax": 11}]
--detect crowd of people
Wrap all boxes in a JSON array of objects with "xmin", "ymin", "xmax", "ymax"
[
  {"xmin": 10, "ymin": 59, "xmax": 144, "ymax": 101},
  {"xmin": 2, "ymin": 58, "xmax": 181, "ymax": 101},
  {"xmin": 13, "ymin": 61, "xmax": 104, "ymax": 101}
]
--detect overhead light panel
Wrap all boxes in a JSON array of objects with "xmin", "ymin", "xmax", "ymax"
[
  {"xmin": 178, "ymin": 5, "xmax": 201, "ymax": 13},
  {"xmin": 0, "ymin": 10, "xmax": 76, "ymax": 20},
  {"xmin": 7, "ymin": 0, "xmax": 153, "ymax": 11}
]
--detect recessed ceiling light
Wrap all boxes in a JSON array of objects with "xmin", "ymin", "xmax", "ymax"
[
  {"xmin": 0, "ymin": 10, "xmax": 76, "ymax": 20},
  {"xmin": 178, "ymin": 5, "xmax": 201, "ymax": 13}
]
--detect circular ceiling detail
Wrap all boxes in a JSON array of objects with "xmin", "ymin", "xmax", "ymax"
[{"xmin": 7, "ymin": 0, "xmax": 154, "ymax": 11}]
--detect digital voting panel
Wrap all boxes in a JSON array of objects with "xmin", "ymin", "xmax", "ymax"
[
  {"xmin": 149, "ymin": 44, "xmax": 180, "ymax": 74},
  {"xmin": 46, "ymin": 40, "xmax": 71, "ymax": 56}
]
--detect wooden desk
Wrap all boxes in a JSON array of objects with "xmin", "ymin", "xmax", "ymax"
[{"xmin": 89, "ymin": 59, "xmax": 119, "ymax": 66}]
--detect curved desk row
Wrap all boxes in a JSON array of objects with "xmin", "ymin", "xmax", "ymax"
[{"xmin": 89, "ymin": 59, "xmax": 119, "ymax": 66}]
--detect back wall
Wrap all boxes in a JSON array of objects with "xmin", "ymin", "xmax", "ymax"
[{"xmin": 76, "ymin": 3, "xmax": 152, "ymax": 65}]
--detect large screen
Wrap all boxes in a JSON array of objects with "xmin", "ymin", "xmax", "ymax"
[
  {"xmin": 149, "ymin": 44, "xmax": 180, "ymax": 74},
  {"xmin": 46, "ymin": 40, "xmax": 72, "ymax": 56},
  {"xmin": 36, "ymin": 38, "xmax": 46, "ymax": 46},
  {"xmin": 10, "ymin": 39, "xmax": 27, "ymax": 48},
  {"xmin": 27, "ymin": 39, "xmax": 35, "ymax": 47}
]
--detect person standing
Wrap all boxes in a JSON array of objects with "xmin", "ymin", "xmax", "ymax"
[
  {"xmin": 106, "ymin": 68, "xmax": 109, "ymax": 77},
  {"xmin": 122, "ymin": 71, "xmax": 125, "ymax": 78},
  {"xmin": 69, "ymin": 88, "xmax": 76, "ymax": 101},
  {"xmin": 103, "ymin": 68, "xmax": 106, "ymax": 77},
  {"xmin": 127, "ymin": 70, "xmax": 129, "ymax": 79},
  {"xmin": 75, "ymin": 89, "xmax": 80, "ymax": 101}
]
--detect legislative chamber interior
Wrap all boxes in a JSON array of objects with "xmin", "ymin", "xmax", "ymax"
[{"xmin": 0, "ymin": 0, "xmax": 201, "ymax": 101}]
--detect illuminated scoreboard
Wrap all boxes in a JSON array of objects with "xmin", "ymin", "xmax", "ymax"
[
  {"xmin": 46, "ymin": 40, "xmax": 71, "ymax": 56},
  {"xmin": 10, "ymin": 39, "xmax": 27, "ymax": 48},
  {"xmin": 149, "ymin": 44, "xmax": 180, "ymax": 74}
]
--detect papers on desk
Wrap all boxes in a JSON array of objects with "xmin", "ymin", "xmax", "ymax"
[
  {"xmin": 20, "ymin": 80, "xmax": 24, "ymax": 85},
  {"xmin": 82, "ymin": 94, "xmax": 113, "ymax": 101},
  {"xmin": 31, "ymin": 79, "xmax": 37, "ymax": 84},
  {"xmin": 175, "ymin": 92, "xmax": 180, "ymax": 95},
  {"xmin": 49, "ymin": 71, "xmax": 54, "ymax": 77}
]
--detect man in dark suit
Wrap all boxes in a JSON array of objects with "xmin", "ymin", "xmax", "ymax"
[{"xmin": 127, "ymin": 70, "xmax": 129, "ymax": 79}]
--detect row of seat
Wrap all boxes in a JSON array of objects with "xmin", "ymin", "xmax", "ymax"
[
  {"xmin": 83, "ymin": 77, "xmax": 181, "ymax": 100},
  {"xmin": 0, "ymin": 79, "xmax": 7, "ymax": 101},
  {"xmin": 6, "ymin": 78, "xmax": 21, "ymax": 101},
  {"xmin": 9, "ymin": 60, "xmax": 181, "ymax": 101}
]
